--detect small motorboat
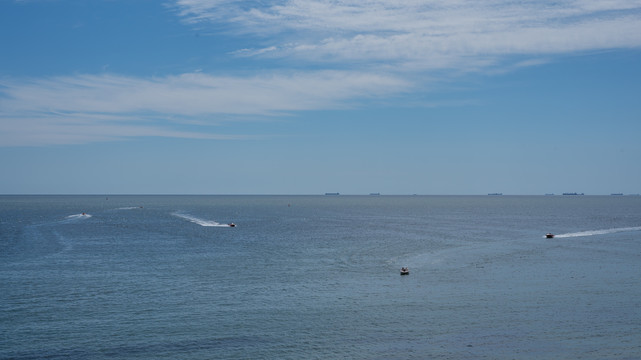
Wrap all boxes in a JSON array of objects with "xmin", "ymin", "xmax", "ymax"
[
  {"xmin": 545, "ymin": 233, "xmax": 554, "ymax": 238},
  {"xmin": 400, "ymin": 267, "xmax": 409, "ymax": 275},
  {"xmin": 228, "ymin": 223, "xmax": 236, "ymax": 227}
]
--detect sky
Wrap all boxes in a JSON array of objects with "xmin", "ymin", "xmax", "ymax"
[{"xmin": 1, "ymin": 0, "xmax": 640, "ymax": 195}]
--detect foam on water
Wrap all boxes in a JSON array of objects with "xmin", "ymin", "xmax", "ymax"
[
  {"xmin": 173, "ymin": 212, "xmax": 232, "ymax": 227},
  {"xmin": 549, "ymin": 226, "xmax": 641, "ymax": 238},
  {"xmin": 65, "ymin": 213, "xmax": 92, "ymax": 220}
]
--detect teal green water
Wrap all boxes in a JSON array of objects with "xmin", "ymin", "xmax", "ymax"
[{"xmin": 2, "ymin": 195, "xmax": 641, "ymax": 359}]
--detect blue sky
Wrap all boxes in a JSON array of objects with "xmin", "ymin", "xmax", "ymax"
[{"xmin": 1, "ymin": 0, "xmax": 640, "ymax": 195}]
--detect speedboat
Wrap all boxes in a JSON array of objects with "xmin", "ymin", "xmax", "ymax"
[
  {"xmin": 545, "ymin": 233, "xmax": 554, "ymax": 238},
  {"xmin": 228, "ymin": 223, "xmax": 236, "ymax": 227},
  {"xmin": 400, "ymin": 267, "xmax": 409, "ymax": 275}
]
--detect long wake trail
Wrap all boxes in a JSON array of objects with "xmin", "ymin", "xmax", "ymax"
[
  {"xmin": 552, "ymin": 226, "xmax": 641, "ymax": 238},
  {"xmin": 172, "ymin": 212, "xmax": 232, "ymax": 227}
]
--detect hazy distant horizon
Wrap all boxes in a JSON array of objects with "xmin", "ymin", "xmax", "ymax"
[{"xmin": 2, "ymin": 193, "xmax": 639, "ymax": 197}]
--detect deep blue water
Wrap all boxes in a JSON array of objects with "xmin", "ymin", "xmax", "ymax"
[{"xmin": 2, "ymin": 195, "xmax": 641, "ymax": 359}]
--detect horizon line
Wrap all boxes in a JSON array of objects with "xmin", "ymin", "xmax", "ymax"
[{"xmin": 1, "ymin": 193, "xmax": 639, "ymax": 197}]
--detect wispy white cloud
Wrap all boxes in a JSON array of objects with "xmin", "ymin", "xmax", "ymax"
[
  {"xmin": 4, "ymin": 0, "xmax": 641, "ymax": 147},
  {"xmin": 0, "ymin": 114, "xmax": 238, "ymax": 147},
  {"xmin": 173, "ymin": 0, "xmax": 641, "ymax": 71},
  {"xmin": 0, "ymin": 71, "xmax": 410, "ymax": 146}
]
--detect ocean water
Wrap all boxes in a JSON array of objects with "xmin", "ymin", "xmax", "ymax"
[{"xmin": 1, "ymin": 195, "xmax": 641, "ymax": 359}]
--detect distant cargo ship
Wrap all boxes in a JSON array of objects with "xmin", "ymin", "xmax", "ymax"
[
  {"xmin": 611, "ymin": 193, "xmax": 623, "ymax": 196},
  {"xmin": 369, "ymin": 193, "xmax": 381, "ymax": 196},
  {"xmin": 325, "ymin": 192, "xmax": 340, "ymax": 196},
  {"xmin": 488, "ymin": 193, "xmax": 503, "ymax": 196},
  {"xmin": 562, "ymin": 192, "xmax": 584, "ymax": 195}
]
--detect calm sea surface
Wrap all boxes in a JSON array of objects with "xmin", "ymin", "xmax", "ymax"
[{"xmin": 2, "ymin": 195, "xmax": 641, "ymax": 359}]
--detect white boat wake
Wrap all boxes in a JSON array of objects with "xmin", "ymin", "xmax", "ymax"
[
  {"xmin": 172, "ymin": 212, "xmax": 232, "ymax": 227},
  {"xmin": 552, "ymin": 226, "xmax": 641, "ymax": 238},
  {"xmin": 66, "ymin": 213, "xmax": 92, "ymax": 220}
]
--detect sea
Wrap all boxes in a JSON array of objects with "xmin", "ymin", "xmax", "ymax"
[{"xmin": 1, "ymin": 195, "xmax": 641, "ymax": 359}]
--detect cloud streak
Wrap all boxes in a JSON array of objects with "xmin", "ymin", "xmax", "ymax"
[
  {"xmin": 174, "ymin": 0, "xmax": 641, "ymax": 70},
  {"xmin": 0, "ymin": 71, "xmax": 410, "ymax": 146}
]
